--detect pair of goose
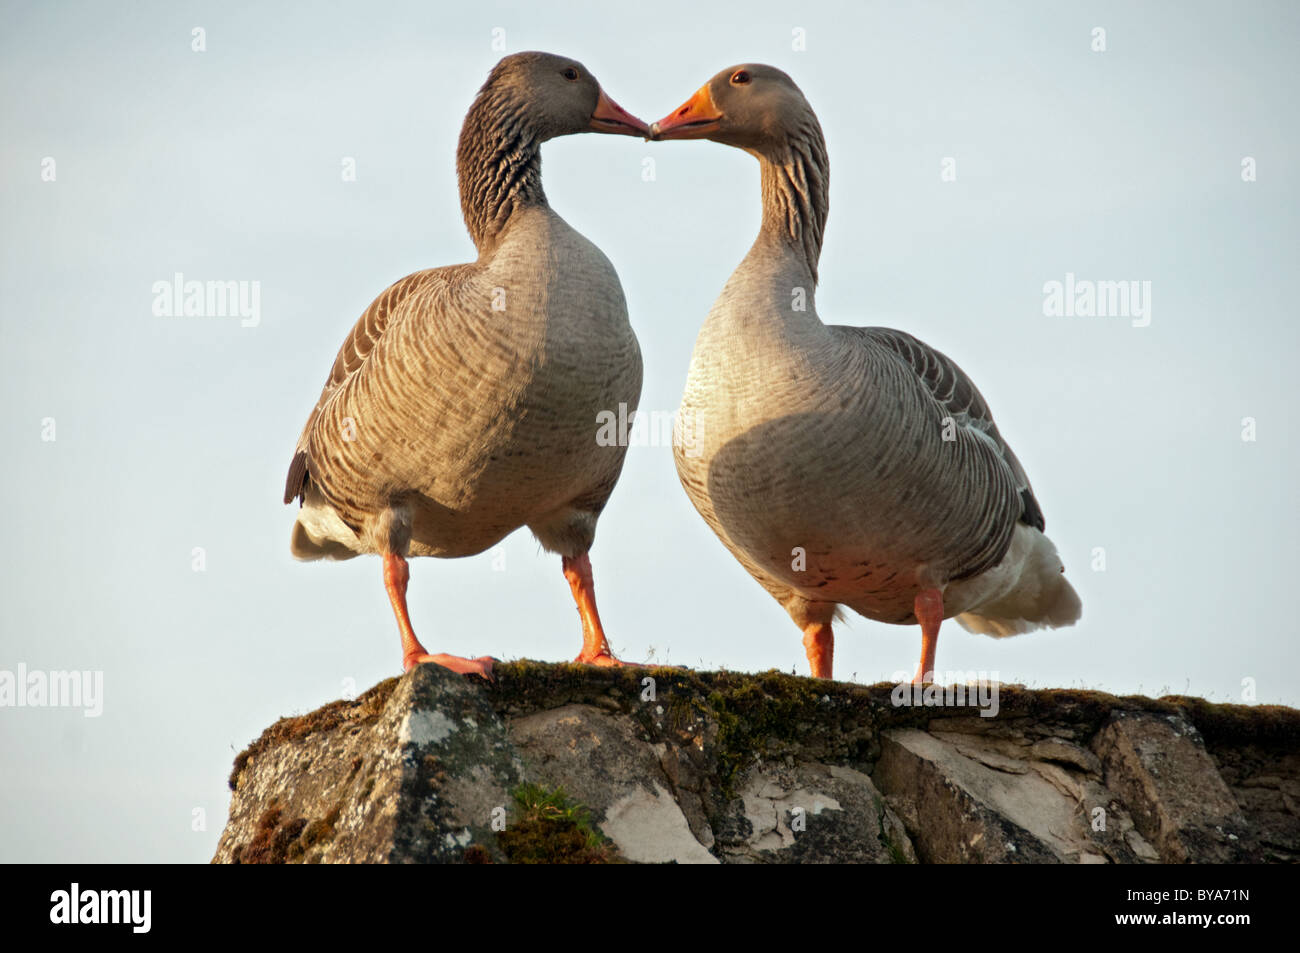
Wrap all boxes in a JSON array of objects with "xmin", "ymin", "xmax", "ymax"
[{"xmin": 284, "ymin": 52, "xmax": 1081, "ymax": 684}]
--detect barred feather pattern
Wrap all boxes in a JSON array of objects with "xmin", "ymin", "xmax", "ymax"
[
  {"xmin": 758, "ymin": 114, "xmax": 829, "ymax": 284},
  {"xmin": 283, "ymin": 57, "xmax": 643, "ymax": 562},
  {"xmin": 456, "ymin": 74, "xmax": 546, "ymax": 252},
  {"xmin": 674, "ymin": 93, "xmax": 1071, "ymax": 631}
]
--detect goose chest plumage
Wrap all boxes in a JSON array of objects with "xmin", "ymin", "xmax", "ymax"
[
  {"xmin": 284, "ymin": 53, "xmax": 648, "ymax": 678},
  {"xmin": 652, "ymin": 64, "xmax": 1080, "ymax": 682}
]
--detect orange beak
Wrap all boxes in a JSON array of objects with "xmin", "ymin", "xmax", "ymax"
[
  {"xmin": 590, "ymin": 89, "xmax": 651, "ymax": 138},
  {"xmin": 649, "ymin": 84, "xmax": 723, "ymax": 140}
]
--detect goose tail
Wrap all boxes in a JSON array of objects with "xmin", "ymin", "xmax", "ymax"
[{"xmin": 955, "ymin": 530, "xmax": 1082, "ymax": 638}]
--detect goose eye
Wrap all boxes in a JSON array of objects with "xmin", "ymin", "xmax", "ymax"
[
  {"xmin": 731, "ymin": 70, "xmax": 751, "ymax": 85},
  {"xmin": 562, "ymin": 67, "xmax": 580, "ymax": 81}
]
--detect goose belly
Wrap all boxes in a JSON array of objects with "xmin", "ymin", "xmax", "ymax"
[
  {"xmin": 310, "ymin": 320, "xmax": 640, "ymax": 559},
  {"xmin": 678, "ymin": 442, "xmax": 934, "ymax": 622},
  {"xmin": 405, "ymin": 340, "xmax": 641, "ymax": 554},
  {"xmin": 675, "ymin": 374, "xmax": 1006, "ymax": 625}
]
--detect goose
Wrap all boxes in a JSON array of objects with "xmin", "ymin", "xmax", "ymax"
[
  {"xmin": 284, "ymin": 53, "xmax": 648, "ymax": 679},
  {"xmin": 650, "ymin": 65, "xmax": 1080, "ymax": 682}
]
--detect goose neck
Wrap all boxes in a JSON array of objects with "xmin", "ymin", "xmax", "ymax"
[
  {"xmin": 755, "ymin": 131, "xmax": 829, "ymax": 285},
  {"xmin": 456, "ymin": 88, "xmax": 547, "ymax": 255}
]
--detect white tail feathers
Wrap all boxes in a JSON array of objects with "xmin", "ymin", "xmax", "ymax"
[
  {"xmin": 961, "ymin": 564, "xmax": 1081, "ymax": 639},
  {"xmin": 290, "ymin": 486, "xmax": 363, "ymax": 561},
  {"xmin": 955, "ymin": 526, "xmax": 1083, "ymax": 638},
  {"xmin": 956, "ymin": 573, "xmax": 1081, "ymax": 637}
]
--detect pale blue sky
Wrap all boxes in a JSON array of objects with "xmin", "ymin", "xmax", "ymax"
[{"xmin": 2, "ymin": 0, "xmax": 1297, "ymax": 861}]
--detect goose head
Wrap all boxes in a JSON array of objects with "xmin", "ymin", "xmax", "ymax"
[
  {"xmin": 648, "ymin": 64, "xmax": 814, "ymax": 156},
  {"xmin": 482, "ymin": 52, "xmax": 650, "ymax": 141},
  {"xmin": 650, "ymin": 64, "xmax": 829, "ymax": 280}
]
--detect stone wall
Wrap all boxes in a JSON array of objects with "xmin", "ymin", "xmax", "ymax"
[{"xmin": 214, "ymin": 663, "xmax": 1299, "ymax": 863}]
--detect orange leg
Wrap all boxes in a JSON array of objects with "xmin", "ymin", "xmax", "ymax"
[
  {"xmin": 563, "ymin": 553, "xmax": 627, "ymax": 666},
  {"xmin": 802, "ymin": 622, "xmax": 834, "ymax": 679},
  {"xmin": 913, "ymin": 588, "xmax": 944, "ymax": 684},
  {"xmin": 383, "ymin": 553, "xmax": 494, "ymax": 680}
]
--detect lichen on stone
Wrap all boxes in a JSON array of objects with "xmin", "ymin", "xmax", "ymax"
[{"xmin": 229, "ymin": 677, "xmax": 399, "ymax": 790}]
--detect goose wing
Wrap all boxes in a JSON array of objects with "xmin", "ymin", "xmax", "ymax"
[
  {"xmin": 845, "ymin": 325, "xmax": 1045, "ymax": 532},
  {"xmin": 283, "ymin": 270, "xmax": 433, "ymax": 505}
]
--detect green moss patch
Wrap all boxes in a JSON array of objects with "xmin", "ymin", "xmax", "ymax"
[
  {"xmin": 1164, "ymin": 695, "xmax": 1300, "ymax": 748},
  {"xmin": 496, "ymin": 783, "xmax": 622, "ymax": 864}
]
